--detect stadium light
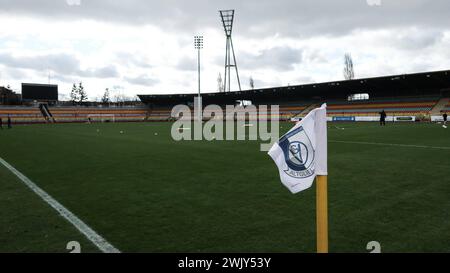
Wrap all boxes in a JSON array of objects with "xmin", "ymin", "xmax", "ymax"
[
  {"xmin": 219, "ymin": 9, "xmax": 241, "ymax": 92},
  {"xmin": 194, "ymin": 35, "xmax": 203, "ymax": 122}
]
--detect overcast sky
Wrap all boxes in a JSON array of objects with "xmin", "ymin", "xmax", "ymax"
[{"xmin": 0, "ymin": 0, "xmax": 449, "ymax": 100}]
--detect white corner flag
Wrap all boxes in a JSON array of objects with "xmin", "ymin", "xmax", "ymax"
[{"xmin": 268, "ymin": 104, "xmax": 328, "ymax": 194}]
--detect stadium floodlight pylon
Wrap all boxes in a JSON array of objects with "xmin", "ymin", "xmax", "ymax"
[
  {"xmin": 194, "ymin": 35, "xmax": 203, "ymax": 122},
  {"xmin": 219, "ymin": 9, "xmax": 242, "ymax": 92}
]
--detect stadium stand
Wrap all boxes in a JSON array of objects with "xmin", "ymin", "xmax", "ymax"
[
  {"xmin": 139, "ymin": 70, "xmax": 450, "ymax": 121},
  {"xmin": 1, "ymin": 70, "xmax": 449, "ymax": 124},
  {"xmin": 441, "ymin": 100, "xmax": 450, "ymax": 113},
  {"xmin": 325, "ymin": 96, "xmax": 440, "ymax": 117},
  {"xmin": 429, "ymin": 97, "xmax": 449, "ymax": 115},
  {"xmin": 49, "ymin": 107, "xmax": 150, "ymax": 123},
  {"xmin": 173, "ymin": 103, "xmax": 309, "ymax": 121},
  {"xmin": 145, "ymin": 108, "xmax": 172, "ymax": 121},
  {"xmin": 0, "ymin": 107, "xmax": 46, "ymax": 124},
  {"xmin": 1, "ymin": 97, "xmax": 442, "ymax": 124},
  {"xmin": 278, "ymin": 102, "xmax": 310, "ymax": 119},
  {"xmin": 0, "ymin": 106, "xmax": 151, "ymax": 124}
]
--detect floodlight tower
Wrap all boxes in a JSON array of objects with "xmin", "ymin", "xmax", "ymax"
[
  {"xmin": 219, "ymin": 9, "xmax": 241, "ymax": 92},
  {"xmin": 194, "ymin": 35, "xmax": 203, "ymax": 121}
]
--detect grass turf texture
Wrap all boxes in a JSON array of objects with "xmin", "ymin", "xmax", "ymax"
[{"xmin": 0, "ymin": 122, "xmax": 449, "ymax": 253}]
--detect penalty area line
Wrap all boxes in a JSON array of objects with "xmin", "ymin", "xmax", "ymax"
[
  {"xmin": 330, "ymin": 140, "xmax": 450, "ymax": 150},
  {"xmin": 0, "ymin": 156, "xmax": 120, "ymax": 253}
]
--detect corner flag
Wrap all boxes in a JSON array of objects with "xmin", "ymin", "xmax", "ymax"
[
  {"xmin": 268, "ymin": 104, "xmax": 328, "ymax": 194},
  {"xmin": 268, "ymin": 103, "xmax": 329, "ymax": 253}
]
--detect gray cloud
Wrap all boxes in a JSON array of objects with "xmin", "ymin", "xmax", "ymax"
[
  {"xmin": 125, "ymin": 74, "xmax": 159, "ymax": 86},
  {"xmin": 2, "ymin": 67, "xmax": 28, "ymax": 80},
  {"xmin": 79, "ymin": 66, "xmax": 119, "ymax": 78},
  {"xmin": 0, "ymin": 0, "xmax": 449, "ymax": 96},
  {"xmin": 1, "ymin": 0, "xmax": 450, "ymax": 38},
  {"xmin": 255, "ymin": 77, "xmax": 282, "ymax": 89},
  {"xmin": 305, "ymin": 50, "xmax": 328, "ymax": 64},
  {"xmin": 51, "ymin": 73, "xmax": 76, "ymax": 83},
  {"xmin": 392, "ymin": 29, "xmax": 444, "ymax": 50},
  {"xmin": 296, "ymin": 75, "xmax": 314, "ymax": 84},
  {"xmin": 239, "ymin": 46, "xmax": 303, "ymax": 71},
  {"xmin": 0, "ymin": 52, "xmax": 80, "ymax": 74},
  {"xmin": 176, "ymin": 56, "xmax": 197, "ymax": 71},
  {"xmin": 116, "ymin": 52, "xmax": 152, "ymax": 68},
  {"xmin": 0, "ymin": 52, "xmax": 119, "ymax": 79}
]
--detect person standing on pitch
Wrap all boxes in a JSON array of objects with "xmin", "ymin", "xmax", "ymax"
[
  {"xmin": 7, "ymin": 115, "xmax": 12, "ymax": 129},
  {"xmin": 443, "ymin": 112, "xmax": 448, "ymax": 126},
  {"xmin": 379, "ymin": 110, "xmax": 387, "ymax": 126},
  {"xmin": 0, "ymin": 117, "xmax": 3, "ymax": 130}
]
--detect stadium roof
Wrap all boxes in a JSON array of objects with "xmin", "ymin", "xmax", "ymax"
[{"xmin": 139, "ymin": 69, "xmax": 450, "ymax": 106}]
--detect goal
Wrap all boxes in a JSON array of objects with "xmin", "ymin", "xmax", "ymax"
[{"xmin": 86, "ymin": 114, "xmax": 116, "ymax": 123}]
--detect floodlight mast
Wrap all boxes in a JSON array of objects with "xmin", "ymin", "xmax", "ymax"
[
  {"xmin": 194, "ymin": 35, "xmax": 203, "ymax": 122},
  {"xmin": 219, "ymin": 9, "xmax": 241, "ymax": 92}
]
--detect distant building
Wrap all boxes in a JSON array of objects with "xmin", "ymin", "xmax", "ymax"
[{"xmin": 0, "ymin": 86, "xmax": 21, "ymax": 105}]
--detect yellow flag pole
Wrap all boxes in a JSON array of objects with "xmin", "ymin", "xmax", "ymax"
[{"xmin": 316, "ymin": 175, "xmax": 328, "ymax": 253}]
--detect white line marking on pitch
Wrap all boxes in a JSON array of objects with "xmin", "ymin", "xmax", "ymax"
[
  {"xmin": 0, "ymin": 156, "xmax": 120, "ymax": 253},
  {"xmin": 330, "ymin": 140, "xmax": 450, "ymax": 150}
]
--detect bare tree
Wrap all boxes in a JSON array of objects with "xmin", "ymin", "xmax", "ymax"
[
  {"xmin": 78, "ymin": 82, "xmax": 88, "ymax": 103},
  {"xmin": 249, "ymin": 76, "xmax": 255, "ymax": 90},
  {"xmin": 217, "ymin": 73, "xmax": 224, "ymax": 93},
  {"xmin": 344, "ymin": 53, "xmax": 355, "ymax": 80},
  {"xmin": 70, "ymin": 83, "xmax": 78, "ymax": 104},
  {"xmin": 102, "ymin": 88, "xmax": 110, "ymax": 104}
]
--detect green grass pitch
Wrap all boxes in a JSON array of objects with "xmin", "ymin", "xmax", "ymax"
[{"xmin": 0, "ymin": 121, "xmax": 449, "ymax": 253}]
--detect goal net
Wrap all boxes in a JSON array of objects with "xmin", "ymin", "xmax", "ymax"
[{"xmin": 86, "ymin": 114, "xmax": 116, "ymax": 123}]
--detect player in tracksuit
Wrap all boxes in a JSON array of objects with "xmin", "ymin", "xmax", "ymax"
[
  {"xmin": 379, "ymin": 110, "xmax": 387, "ymax": 126},
  {"xmin": 7, "ymin": 115, "xmax": 12, "ymax": 129}
]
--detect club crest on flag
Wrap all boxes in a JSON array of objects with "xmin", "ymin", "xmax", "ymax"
[
  {"xmin": 278, "ymin": 126, "xmax": 315, "ymax": 179},
  {"xmin": 269, "ymin": 103, "xmax": 327, "ymax": 194}
]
